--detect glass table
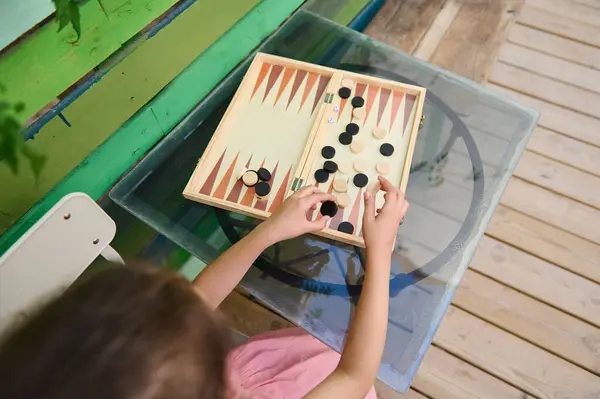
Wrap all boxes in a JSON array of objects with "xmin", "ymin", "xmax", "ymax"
[{"xmin": 110, "ymin": 10, "xmax": 538, "ymax": 392}]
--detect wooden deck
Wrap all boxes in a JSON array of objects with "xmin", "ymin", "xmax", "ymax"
[{"xmin": 220, "ymin": 1, "xmax": 600, "ymax": 397}]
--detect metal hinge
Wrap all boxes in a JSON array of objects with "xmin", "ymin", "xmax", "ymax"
[{"xmin": 291, "ymin": 178, "xmax": 304, "ymax": 191}]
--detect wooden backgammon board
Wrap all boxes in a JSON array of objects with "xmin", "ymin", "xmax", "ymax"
[{"xmin": 184, "ymin": 53, "xmax": 426, "ymax": 247}]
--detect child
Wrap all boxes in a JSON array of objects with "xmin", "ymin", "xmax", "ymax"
[{"xmin": 0, "ymin": 176, "xmax": 408, "ymax": 399}]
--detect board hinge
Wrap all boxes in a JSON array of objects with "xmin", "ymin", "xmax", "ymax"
[{"xmin": 291, "ymin": 178, "xmax": 304, "ymax": 191}]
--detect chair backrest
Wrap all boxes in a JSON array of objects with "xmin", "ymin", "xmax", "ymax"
[{"xmin": 0, "ymin": 193, "xmax": 119, "ymax": 331}]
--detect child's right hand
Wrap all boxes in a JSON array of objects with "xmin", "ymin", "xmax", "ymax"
[
  {"xmin": 362, "ymin": 176, "xmax": 409, "ymax": 254},
  {"xmin": 259, "ymin": 185, "xmax": 335, "ymax": 244}
]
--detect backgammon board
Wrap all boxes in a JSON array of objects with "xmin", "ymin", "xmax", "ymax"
[{"xmin": 184, "ymin": 53, "xmax": 426, "ymax": 247}]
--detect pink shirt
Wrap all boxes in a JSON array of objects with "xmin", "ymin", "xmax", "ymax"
[{"xmin": 226, "ymin": 328, "xmax": 377, "ymax": 399}]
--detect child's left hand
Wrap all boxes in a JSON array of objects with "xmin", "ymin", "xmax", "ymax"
[{"xmin": 259, "ymin": 185, "xmax": 335, "ymax": 244}]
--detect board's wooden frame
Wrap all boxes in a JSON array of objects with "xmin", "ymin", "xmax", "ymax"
[{"xmin": 184, "ymin": 53, "xmax": 427, "ymax": 247}]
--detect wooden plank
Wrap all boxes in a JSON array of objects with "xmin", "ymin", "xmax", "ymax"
[
  {"xmin": 527, "ymin": 0, "xmax": 600, "ymax": 27},
  {"xmin": 501, "ymin": 177, "xmax": 600, "ymax": 244},
  {"xmin": 487, "ymin": 205, "xmax": 600, "ymax": 284},
  {"xmin": 489, "ymin": 61, "xmax": 600, "ymax": 119},
  {"xmin": 497, "ymin": 42, "xmax": 600, "ymax": 93},
  {"xmin": 434, "ymin": 306, "xmax": 600, "ymax": 398},
  {"xmin": 471, "ymin": 235, "xmax": 600, "ymax": 328},
  {"xmin": 304, "ymin": 0, "xmax": 373, "ymax": 26},
  {"xmin": 0, "ymin": 0, "xmax": 260, "ymax": 236},
  {"xmin": 0, "ymin": 0, "xmax": 305, "ymax": 254},
  {"xmin": 517, "ymin": 5, "xmax": 600, "ymax": 48},
  {"xmin": 412, "ymin": 345, "xmax": 532, "ymax": 399},
  {"xmin": 219, "ymin": 290, "xmax": 294, "ymax": 337},
  {"xmin": 428, "ymin": 0, "xmax": 525, "ymax": 82},
  {"xmin": 0, "ymin": 0, "xmax": 181, "ymax": 122},
  {"xmin": 413, "ymin": 0, "xmax": 462, "ymax": 61},
  {"xmin": 374, "ymin": 382, "xmax": 428, "ymax": 399},
  {"xmin": 402, "ymin": 202, "xmax": 463, "ymax": 253},
  {"xmin": 572, "ymin": 0, "xmax": 600, "ymax": 9},
  {"xmin": 364, "ymin": 0, "xmax": 446, "ymax": 54},
  {"xmin": 427, "ymin": 145, "xmax": 589, "ymax": 220},
  {"xmin": 408, "ymin": 162, "xmax": 600, "ymax": 284},
  {"xmin": 443, "ymin": 145, "xmax": 600, "ymax": 223},
  {"xmin": 508, "ymin": 24, "xmax": 600, "ymax": 70},
  {"xmin": 514, "ymin": 150, "xmax": 600, "ymax": 209},
  {"xmin": 489, "ymin": 83, "xmax": 600, "ymax": 147},
  {"xmin": 527, "ymin": 126, "xmax": 600, "ymax": 177},
  {"xmin": 454, "ymin": 270, "xmax": 600, "ymax": 374}
]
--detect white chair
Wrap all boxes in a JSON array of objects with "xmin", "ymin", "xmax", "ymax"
[
  {"xmin": 0, "ymin": 193, "xmax": 250, "ymax": 345},
  {"xmin": 0, "ymin": 193, "xmax": 124, "ymax": 331}
]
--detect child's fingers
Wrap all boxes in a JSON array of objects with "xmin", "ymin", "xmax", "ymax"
[
  {"xmin": 295, "ymin": 185, "xmax": 321, "ymax": 198},
  {"xmin": 378, "ymin": 176, "xmax": 396, "ymax": 192},
  {"xmin": 396, "ymin": 189, "xmax": 407, "ymax": 201},
  {"xmin": 379, "ymin": 176, "xmax": 403, "ymax": 205},
  {"xmin": 400, "ymin": 200, "xmax": 410, "ymax": 217},
  {"xmin": 379, "ymin": 194, "xmax": 400, "ymax": 215},
  {"xmin": 383, "ymin": 190, "xmax": 397, "ymax": 204},
  {"xmin": 369, "ymin": 181, "xmax": 381, "ymax": 195},
  {"xmin": 311, "ymin": 215, "xmax": 330, "ymax": 230},
  {"xmin": 303, "ymin": 192, "xmax": 336, "ymax": 208},
  {"xmin": 362, "ymin": 191, "xmax": 376, "ymax": 223}
]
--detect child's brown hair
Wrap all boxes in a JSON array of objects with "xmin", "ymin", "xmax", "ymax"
[{"xmin": 0, "ymin": 264, "xmax": 230, "ymax": 399}]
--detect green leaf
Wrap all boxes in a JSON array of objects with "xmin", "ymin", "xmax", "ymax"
[
  {"xmin": 21, "ymin": 145, "xmax": 47, "ymax": 182},
  {"xmin": 69, "ymin": 2, "xmax": 81, "ymax": 40},
  {"xmin": 57, "ymin": 17, "xmax": 69, "ymax": 32},
  {"xmin": 13, "ymin": 102, "xmax": 25, "ymax": 114},
  {"xmin": 52, "ymin": 0, "xmax": 69, "ymax": 13},
  {"xmin": 0, "ymin": 101, "xmax": 9, "ymax": 115},
  {"xmin": 53, "ymin": 0, "xmax": 71, "ymax": 31},
  {"xmin": 0, "ymin": 84, "xmax": 46, "ymax": 182},
  {"xmin": 52, "ymin": 0, "xmax": 82, "ymax": 40},
  {"xmin": 0, "ymin": 118, "xmax": 23, "ymax": 174}
]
